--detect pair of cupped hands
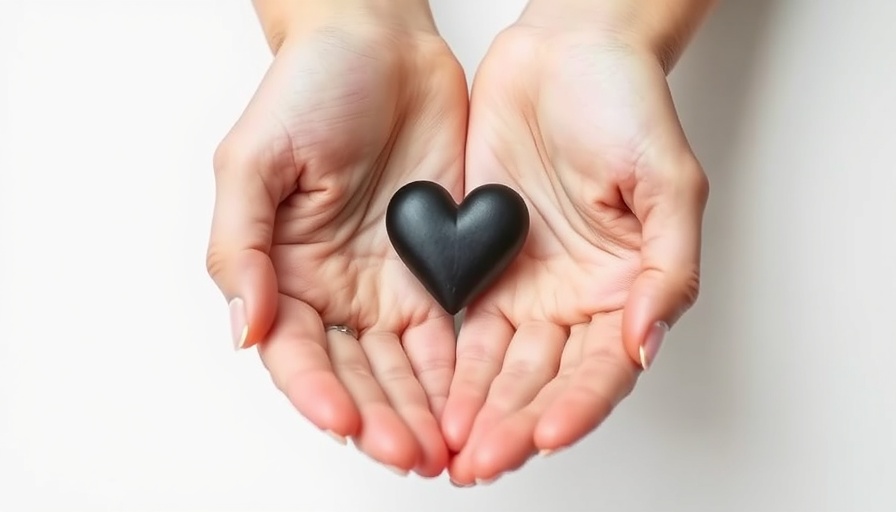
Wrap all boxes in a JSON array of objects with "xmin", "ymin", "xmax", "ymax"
[{"xmin": 206, "ymin": 4, "xmax": 708, "ymax": 486}]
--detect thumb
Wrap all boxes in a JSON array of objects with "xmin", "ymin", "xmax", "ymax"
[
  {"xmin": 622, "ymin": 152, "xmax": 709, "ymax": 370},
  {"xmin": 206, "ymin": 142, "xmax": 290, "ymax": 350}
]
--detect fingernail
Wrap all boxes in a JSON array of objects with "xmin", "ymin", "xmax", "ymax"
[
  {"xmin": 387, "ymin": 465, "xmax": 409, "ymax": 476},
  {"xmin": 450, "ymin": 479, "xmax": 475, "ymax": 488},
  {"xmin": 639, "ymin": 321, "xmax": 669, "ymax": 370},
  {"xmin": 539, "ymin": 448, "xmax": 555, "ymax": 457},
  {"xmin": 324, "ymin": 430, "xmax": 347, "ymax": 445},
  {"xmin": 475, "ymin": 475, "xmax": 500, "ymax": 486},
  {"xmin": 228, "ymin": 297, "xmax": 249, "ymax": 350}
]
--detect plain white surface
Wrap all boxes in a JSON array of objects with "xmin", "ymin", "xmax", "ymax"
[{"xmin": 2, "ymin": 0, "xmax": 895, "ymax": 510}]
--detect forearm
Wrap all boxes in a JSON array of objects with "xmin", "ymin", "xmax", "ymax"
[
  {"xmin": 252, "ymin": 0, "xmax": 436, "ymax": 52},
  {"xmin": 521, "ymin": 0, "xmax": 718, "ymax": 70}
]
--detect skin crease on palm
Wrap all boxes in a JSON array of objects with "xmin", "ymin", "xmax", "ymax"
[{"xmin": 208, "ymin": 0, "xmax": 712, "ymax": 486}]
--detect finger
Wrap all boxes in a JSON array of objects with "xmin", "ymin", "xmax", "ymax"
[
  {"xmin": 484, "ymin": 322, "xmax": 567, "ymax": 413},
  {"xmin": 401, "ymin": 314, "xmax": 456, "ymax": 420},
  {"xmin": 441, "ymin": 308, "xmax": 514, "ymax": 452},
  {"xmin": 464, "ymin": 321, "xmax": 566, "ymax": 451},
  {"xmin": 625, "ymin": 148, "xmax": 709, "ymax": 369},
  {"xmin": 468, "ymin": 385, "xmax": 559, "ymax": 482},
  {"xmin": 258, "ymin": 295, "xmax": 359, "ymax": 439},
  {"xmin": 207, "ymin": 142, "xmax": 295, "ymax": 350},
  {"xmin": 557, "ymin": 323, "xmax": 589, "ymax": 374},
  {"xmin": 362, "ymin": 330, "xmax": 448, "ymax": 478},
  {"xmin": 449, "ymin": 374, "xmax": 571, "ymax": 485},
  {"xmin": 327, "ymin": 328, "xmax": 419, "ymax": 472},
  {"xmin": 453, "ymin": 322, "xmax": 567, "ymax": 477},
  {"xmin": 456, "ymin": 322, "xmax": 588, "ymax": 479},
  {"xmin": 535, "ymin": 313, "xmax": 638, "ymax": 451},
  {"xmin": 468, "ymin": 324, "xmax": 586, "ymax": 479}
]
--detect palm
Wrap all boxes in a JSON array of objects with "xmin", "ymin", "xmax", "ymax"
[
  {"xmin": 467, "ymin": 29, "xmax": 656, "ymax": 321},
  {"xmin": 240, "ymin": 26, "xmax": 468, "ymax": 476},
  {"xmin": 444, "ymin": 28, "xmax": 673, "ymax": 482},
  {"xmin": 268, "ymin": 29, "xmax": 462, "ymax": 340}
]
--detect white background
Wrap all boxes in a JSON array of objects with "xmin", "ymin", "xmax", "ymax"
[{"xmin": 1, "ymin": 0, "xmax": 895, "ymax": 510}]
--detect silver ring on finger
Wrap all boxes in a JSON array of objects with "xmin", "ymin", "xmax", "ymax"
[{"xmin": 325, "ymin": 324, "xmax": 358, "ymax": 339}]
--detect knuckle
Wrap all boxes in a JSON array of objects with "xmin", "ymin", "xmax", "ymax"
[
  {"xmin": 484, "ymin": 379, "xmax": 522, "ymax": 410},
  {"xmin": 213, "ymin": 137, "xmax": 256, "ymax": 178},
  {"xmin": 576, "ymin": 350, "xmax": 638, "ymax": 401},
  {"xmin": 456, "ymin": 343, "xmax": 496, "ymax": 366},
  {"xmin": 212, "ymin": 135, "xmax": 289, "ymax": 207},
  {"xmin": 205, "ymin": 245, "xmax": 228, "ymax": 283},
  {"xmin": 269, "ymin": 371, "xmax": 291, "ymax": 396},
  {"xmin": 677, "ymin": 266, "xmax": 703, "ymax": 309},
  {"xmin": 638, "ymin": 150, "xmax": 710, "ymax": 201},
  {"xmin": 581, "ymin": 346, "xmax": 630, "ymax": 378},
  {"xmin": 212, "ymin": 138, "xmax": 234, "ymax": 175},
  {"xmin": 375, "ymin": 365, "xmax": 416, "ymax": 386},
  {"xmin": 564, "ymin": 363, "xmax": 620, "ymax": 412},
  {"xmin": 500, "ymin": 359, "xmax": 539, "ymax": 380},
  {"xmin": 340, "ymin": 361, "xmax": 375, "ymax": 381},
  {"xmin": 684, "ymin": 160, "xmax": 710, "ymax": 204},
  {"xmin": 413, "ymin": 356, "xmax": 454, "ymax": 381}
]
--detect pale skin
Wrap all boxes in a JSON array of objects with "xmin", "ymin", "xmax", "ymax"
[{"xmin": 207, "ymin": 0, "xmax": 715, "ymax": 484}]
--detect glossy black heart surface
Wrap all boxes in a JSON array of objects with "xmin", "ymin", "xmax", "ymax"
[{"xmin": 385, "ymin": 181, "xmax": 530, "ymax": 315}]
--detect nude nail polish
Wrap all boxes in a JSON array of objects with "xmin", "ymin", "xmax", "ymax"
[
  {"xmin": 475, "ymin": 475, "xmax": 500, "ymax": 485},
  {"xmin": 387, "ymin": 465, "xmax": 409, "ymax": 476},
  {"xmin": 228, "ymin": 297, "xmax": 248, "ymax": 350},
  {"xmin": 639, "ymin": 321, "xmax": 669, "ymax": 370},
  {"xmin": 324, "ymin": 430, "xmax": 347, "ymax": 445}
]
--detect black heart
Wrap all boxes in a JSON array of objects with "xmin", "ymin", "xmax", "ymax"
[{"xmin": 385, "ymin": 181, "xmax": 530, "ymax": 315}]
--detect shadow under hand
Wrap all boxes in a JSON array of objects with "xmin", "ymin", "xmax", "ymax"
[{"xmin": 652, "ymin": 0, "xmax": 780, "ymax": 438}]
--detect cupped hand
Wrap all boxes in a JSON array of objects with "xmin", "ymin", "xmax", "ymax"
[
  {"xmin": 206, "ymin": 11, "xmax": 468, "ymax": 477},
  {"xmin": 442, "ymin": 25, "xmax": 709, "ymax": 484}
]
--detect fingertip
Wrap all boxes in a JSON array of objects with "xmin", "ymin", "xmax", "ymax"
[
  {"xmin": 622, "ymin": 273, "xmax": 670, "ymax": 367},
  {"xmin": 440, "ymin": 400, "xmax": 473, "ymax": 453},
  {"xmin": 354, "ymin": 405, "xmax": 421, "ymax": 471},
  {"xmin": 622, "ymin": 270, "xmax": 690, "ymax": 369},
  {"xmin": 532, "ymin": 417, "xmax": 566, "ymax": 451},
  {"xmin": 621, "ymin": 289, "xmax": 651, "ymax": 369},
  {"xmin": 415, "ymin": 441, "xmax": 450, "ymax": 479},
  {"xmin": 534, "ymin": 405, "xmax": 583, "ymax": 453},
  {"xmin": 532, "ymin": 355, "xmax": 637, "ymax": 451},
  {"xmin": 472, "ymin": 422, "xmax": 534, "ymax": 480},
  {"xmin": 533, "ymin": 408, "xmax": 596, "ymax": 453},
  {"xmin": 406, "ymin": 410, "xmax": 450, "ymax": 478},
  {"xmin": 234, "ymin": 250, "xmax": 279, "ymax": 350},
  {"xmin": 447, "ymin": 446, "xmax": 476, "ymax": 485},
  {"xmin": 284, "ymin": 371, "xmax": 361, "ymax": 438}
]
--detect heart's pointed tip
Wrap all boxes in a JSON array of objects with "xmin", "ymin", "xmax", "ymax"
[{"xmin": 437, "ymin": 298, "xmax": 462, "ymax": 316}]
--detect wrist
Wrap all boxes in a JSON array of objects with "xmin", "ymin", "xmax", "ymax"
[
  {"xmin": 519, "ymin": 0, "xmax": 717, "ymax": 70},
  {"xmin": 253, "ymin": 0, "xmax": 438, "ymax": 53}
]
